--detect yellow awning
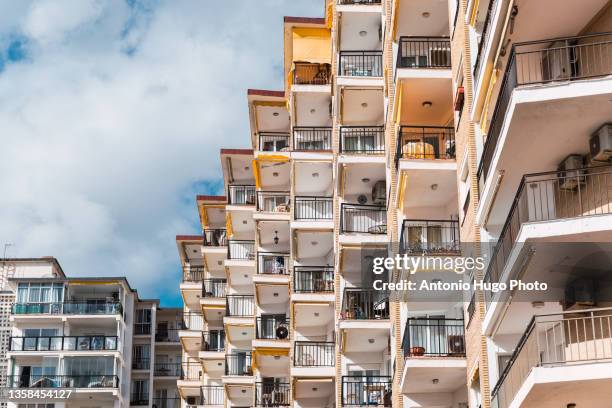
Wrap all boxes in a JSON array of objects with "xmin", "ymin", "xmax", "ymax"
[
  {"xmin": 252, "ymin": 347, "xmax": 289, "ymax": 371},
  {"xmin": 292, "ymin": 28, "xmax": 331, "ymax": 65}
]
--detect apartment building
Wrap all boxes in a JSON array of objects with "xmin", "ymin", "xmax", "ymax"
[{"xmin": 1, "ymin": 257, "xmax": 180, "ymax": 408}]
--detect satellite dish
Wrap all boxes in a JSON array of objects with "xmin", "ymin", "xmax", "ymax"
[{"xmin": 357, "ymin": 194, "xmax": 368, "ymax": 205}]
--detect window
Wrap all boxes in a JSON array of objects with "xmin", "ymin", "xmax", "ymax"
[
  {"xmin": 17, "ymin": 283, "xmax": 64, "ymax": 304},
  {"xmin": 133, "ymin": 344, "xmax": 150, "ymax": 369},
  {"xmin": 135, "ymin": 309, "xmax": 151, "ymax": 335},
  {"xmin": 131, "ymin": 379, "xmax": 149, "ymax": 404}
]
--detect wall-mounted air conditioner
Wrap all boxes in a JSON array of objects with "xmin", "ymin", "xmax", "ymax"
[
  {"xmin": 558, "ymin": 154, "xmax": 585, "ymax": 190},
  {"xmin": 564, "ymin": 277, "xmax": 596, "ymax": 310},
  {"xmin": 590, "ymin": 123, "xmax": 612, "ymax": 162},
  {"xmin": 371, "ymin": 181, "xmax": 386, "ymax": 206}
]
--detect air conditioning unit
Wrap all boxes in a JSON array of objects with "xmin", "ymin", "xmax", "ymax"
[
  {"xmin": 590, "ymin": 123, "xmax": 612, "ymax": 162},
  {"xmin": 541, "ymin": 41, "xmax": 575, "ymax": 81},
  {"xmin": 371, "ymin": 181, "xmax": 386, "ymax": 206},
  {"xmin": 564, "ymin": 277, "xmax": 596, "ymax": 310},
  {"xmin": 557, "ymin": 154, "xmax": 585, "ymax": 190}
]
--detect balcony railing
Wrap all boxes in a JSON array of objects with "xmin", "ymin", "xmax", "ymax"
[
  {"xmin": 395, "ymin": 126, "xmax": 456, "ymax": 168},
  {"xmin": 258, "ymin": 252, "xmax": 290, "ymax": 275},
  {"xmin": 401, "ymin": 318, "xmax": 465, "ymax": 357},
  {"xmin": 258, "ymin": 132, "xmax": 290, "ymax": 152},
  {"xmin": 483, "ymin": 165, "xmax": 612, "ymax": 305},
  {"xmin": 8, "ymin": 374, "xmax": 119, "ymax": 389},
  {"xmin": 399, "ymin": 219, "xmax": 461, "ymax": 254},
  {"xmin": 182, "ymin": 312, "xmax": 204, "ymax": 331},
  {"xmin": 472, "ymin": 0, "xmax": 498, "ymax": 81},
  {"xmin": 180, "ymin": 362, "xmax": 202, "ymax": 381},
  {"xmin": 293, "ymin": 341, "xmax": 335, "ymax": 366},
  {"xmin": 183, "ymin": 265, "xmax": 205, "ymax": 282},
  {"xmin": 225, "ymin": 352, "xmax": 253, "ymax": 376},
  {"xmin": 293, "ymin": 266, "xmax": 334, "ymax": 293},
  {"xmin": 341, "ymin": 288, "xmax": 389, "ymax": 320},
  {"xmin": 293, "ymin": 62, "xmax": 331, "ymax": 85},
  {"xmin": 293, "ymin": 127, "xmax": 332, "ymax": 151},
  {"xmin": 134, "ymin": 322, "xmax": 151, "ymax": 335},
  {"xmin": 492, "ymin": 308, "xmax": 612, "ymax": 408},
  {"xmin": 339, "ymin": 0, "xmax": 381, "ymax": 3},
  {"xmin": 202, "ymin": 330, "xmax": 225, "ymax": 351},
  {"xmin": 228, "ymin": 185, "xmax": 256, "ymax": 205},
  {"xmin": 339, "ymin": 51, "xmax": 383, "ymax": 77},
  {"xmin": 203, "ymin": 229, "xmax": 227, "ymax": 247},
  {"xmin": 154, "ymin": 362, "xmax": 182, "ymax": 377},
  {"xmin": 255, "ymin": 382, "xmax": 290, "ymax": 407},
  {"xmin": 131, "ymin": 394, "xmax": 149, "ymax": 406},
  {"xmin": 477, "ymin": 33, "xmax": 612, "ymax": 189},
  {"xmin": 202, "ymin": 279, "xmax": 227, "ymax": 298},
  {"xmin": 256, "ymin": 316, "xmax": 290, "ymax": 340},
  {"xmin": 397, "ymin": 37, "xmax": 451, "ymax": 68},
  {"xmin": 341, "ymin": 376, "xmax": 392, "ymax": 407},
  {"xmin": 257, "ymin": 191, "xmax": 290, "ymax": 213},
  {"xmin": 152, "ymin": 397, "xmax": 180, "ymax": 408},
  {"xmin": 294, "ymin": 196, "xmax": 333, "ymax": 220},
  {"xmin": 226, "ymin": 295, "xmax": 255, "ymax": 317},
  {"xmin": 132, "ymin": 358, "xmax": 150, "ymax": 370},
  {"xmin": 339, "ymin": 126, "xmax": 385, "ymax": 154},
  {"xmin": 340, "ymin": 204, "xmax": 386, "ymax": 234},
  {"xmin": 12, "ymin": 301, "xmax": 122, "ymax": 316},
  {"xmin": 155, "ymin": 328, "xmax": 180, "ymax": 343},
  {"xmin": 201, "ymin": 385, "xmax": 225, "ymax": 405},
  {"xmin": 10, "ymin": 335, "xmax": 118, "ymax": 352},
  {"xmin": 227, "ymin": 240, "xmax": 255, "ymax": 260}
]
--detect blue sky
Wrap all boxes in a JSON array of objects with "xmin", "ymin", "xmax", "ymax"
[{"xmin": 0, "ymin": 0, "xmax": 323, "ymax": 306}]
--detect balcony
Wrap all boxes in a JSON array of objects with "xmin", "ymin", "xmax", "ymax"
[
  {"xmin": 256, "ymin": 191, "xmax": 290, "ymax": 213},
  {"xmin": 133, "ymin": 358, "xmax": 150, "ymax": 370},
  {"xmin": 341, "ymin": 288, "xmax": 389, "ymax": 320},
  {"xmin": 257, "ymin": 252, "xmax": 289, "ymax": 275},
  {"xmin": 227, "ymin": 240, "xmax": 255, "ymax": 260},
  {"xmin": 339, "ymin": 0, "xmax": 381, "ymax": 3},
  {"xmin": 152, "ymin": 397, "xmax": 180, "ymax": 408},
  {"xmin": 293, "ymin": 341, "xmax": 335, "ymax": 366},
  {"xmin": 226, "ymin": 295, "xmax": 255, "ymax": 317},
  {"xmin": 339, "ymin": 51, "xmax": 383, "ymax": 77},
  {"xmin": 255, "ymin": 382, "xmax": 290, "ymax": 407},
  {"xmin": 293, "ymin": 62, "xmax": 331, "ymax": 85},
  {"xmin": 131, "ymin": 394, "xmax": 149, "ymax": 406},
  {"xmin": 294, "ymin": 196, "xmax": 333, "ymax": 220},
  {"xmin": 10, "ymin": 335, "xmax": 118, "ymax": 352},
  {"xmin": 183, "ymin": 265, "xmax": 205, "ymax": 282},
  {"xmin": 154, "ymin": 362, "xmax": 182, "ymax": 377},
  {"xmin": 293, "ymin": 127, "xmax": 332, "ymax": 151},
  {"xmin": 182, "ymin": 312, "xmax": 204, "ymax": 331},
  {"xmin": 255, "ymin": 316, "xmax": 290, "ymax": 340},
  {"xmin": 200, "ymin": 385, "xmax": 225, "ymax": 405},
  {"xmin": 492, "ymin": 308, "xmax": 612, "ymax": 408},
  {"xmin": 340, "ymin": 204, "xmax": 386, "ymax": 234},
  {"xmin": 341, "ymin": 376, "xmax": 391, "ymax": 407},
  {"xmin": 401, "ymin": 318, "xmax": 465, "ymax": 357},
  {"xmin": 180, "ymin": 362, "xmax": 202, "ymax": 381},
  {"xmin": 228, "ymin": 185, "xmax": 256, "ymax": 205},
  {"xmin": 155, "ymin": 328, "xmax": 180, "ymax": 343},
  {"xmin": 202, "ymin": 279, "xmax": 227, "ymax": 298},
  {"xmin": 472, "ymin": 0, "xmax": 497, "ymax": 82},
  {"xmin": 8, "ymin": 374, "xmax": 119, "ymax": 389},
  {"xmin": 339, "ymin": 126, "xmax": 385, "ymax": 154},
  {"xmin": 483, "ymin": 165, "xmax": 612, "ymax": 305},
  {"xmin": 202, "ymin": 330, "xmax": 225, "ymax": 351},
  {"xmin": 395, "ymin": 126, "xmax": 455, "ymax": 168},
  {"xmin": 258, "ymin": 133, "xmax": 290, "ymax": 152},
  {"xmin": 293, "ymin": 266, "xmax": 334, "ymax": 293},
  {"xmin": 397, "ymin": 37, "xmax": 451, "ymax": 69},
  {"xmin": 134, "ymin": 322, "xmax": 151, "ymax": 335},
  {"xmin": 477, "ymin": 33, "xmax": 612, "ymax": 190},
  {"xmin": 203, "ymin": 229, "xmax": 227, "ymax": 247},
  {"xmin": 12, "ymin": 301, "xmax": 122, "ymax": 316},
  {"xmin": 225, "ymin": 352, "xmax": 253, "ymax": 376},
  {"xmin": 399, "ymin": 219, "xmax": 461, "ymax": 255}
]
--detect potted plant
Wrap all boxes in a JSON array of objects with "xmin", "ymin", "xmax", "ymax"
[{"xmin": 410, "ymin": 346, "xmax": 426, "ymax": 356}]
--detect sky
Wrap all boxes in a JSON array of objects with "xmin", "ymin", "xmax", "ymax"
[{"xmin": 0, "ymin": 0, "xmax": 323, "ymax": 306}]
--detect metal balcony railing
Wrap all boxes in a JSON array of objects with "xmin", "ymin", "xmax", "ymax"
[
  {"xmin": 200, "ymin": 385, "xmax": 225, "ymax": 405},
  {"xmin": 183, "ymin": 265, "xmax": 205, "ymax": 282},
  {"xmin": 12, "ymin": 301, "xmax": 122, "ymax": 316},
  {"xmin": 256, "ymin": 316, "xmax": 290, "ymax": 340},
  {"xmin": 401, "ymin": 318, "xmax": 465, "ymax": 358},
  {"xmin": 202, "ymin": 279, "xmax": 227, "ymax": 298},
  {"xmin": 258, "ymin": 252, "xmax": 290, "ymax": 275},
  {"xmin": 399, "ymin": 219, "xmax": 461, "ymax": 254},
  {"xmin": 255, "ymin": 382, "xmax": 290, "ymax": 407},
  {"xmin": 293, "ymin": 62, "xmax": 331, "ymax": 85},
  {"xmin": 258, "ymin": 132, "xmax": 290, "ymax": 152},
  {"xmin": 202, "ymin": 330, "xmax": 225, "ymax": 351},
  {"xmin": 10, "ymin": 335, "xmax": 118, "ymax": 352},
  {"xmin": 293, "ymin": 266, "xmax": 334, "ymax": 293},
  {"xmin": 225, "ymin": 352, "xmax": 253, "ymax": 376},
  {"xmin": 226, "ymin": 295, "xmax": 255, "ymax": 317},
  {"xmin": 227, "ymin": 240, "xmax": 255, "ymax": 260},
  {"xmin": 152, "ymin": 397, "xmax": 180, "ymax": 408},
  {"xmin": 472, "ymin": 0, "xmax": 498, "ymax": 81},
  {"xmin": 203, "ymin": 229, "xmax": 227, "ymax": 247},
  {"xmin": 294, "ymin": 196, "xmax": 333, "ymax": 220},
  {"xmin": 132, "ymin": 358, "xmax": 150, "ymax": 370},
  {"xmin": 182, "ymin": 312, "xmax": 204, "ymax": 331},
  {"xmin": 293, "ymin": 341, "xmax": 335, "ymax": 366},
  {"xmin": 293, "ymin": 127, "xmax": 332, "ymax": 151},
  {"xmin": 180, "ymin": 362, "xmax": 202, "ymax": 381},
  {"xmin": 341, "ymin": 376, "xmax": 392, "ymax": 407},
  {"xmin": 477, "ymin": 32, "xmax": 612, "ymax": 189},
  {"xmin": 155, "ymin": 328, "xmax": 180, "ymax": 343},
  {"xmin": 395, "ymin": 126, "xmax": 456, "ymax": 168},
  {"xmin": 154, "ymin": 362, "xmax": 182, "ymax": 377},
  {"xmin": 228, "ymin": 185, "xmax": 256, "ymax": 205},
  {"xmin": 492, "ymin": 308, "xmax": 612, "ymax": 408},
  {"xmin": 483, "ymin": 165, "xmax": 612, "ymax": 305},
  {"xmin": 341, "ymin": 288, "xmax": 389, "ymax": 320},
  {"xmin": 339, "ymin": 126, "xmax": 385, "ymax": 154},
  {"xmin": 340, "ymin": 204, "xmax": 386, "ymax": 234},
  {"xmin": 339, "ymin": 51, "xmax": 383, "ymax": 77},
  {"xmin": 397, "ymin": 37, "xmax": 451, "ymax": 68},
  {"xmin": 8, "ymin": 374, "xmax": 119, "ymax": 389},
  {"xmin": 467, "ymin": 292, "xmax": 476, "ymax": 325},
  {"xmin": 134, "ymin": 322, "xmax": 151, "ymax": 335},
  {"xmin": 131, "ymin": 394, "xmax": 149, "ymax": 406},
  {"xmin": 257, "ymin": 191, "xmax": 290, "ymax": 213}
]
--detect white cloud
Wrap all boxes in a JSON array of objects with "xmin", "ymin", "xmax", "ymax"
[{"xmin": 0, "ymin": 0, "xmax": 323, "ymax": 302}]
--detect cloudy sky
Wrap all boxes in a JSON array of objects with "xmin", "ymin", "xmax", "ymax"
[{"xmin": 0, "ymin": 0, "xmax": 322, "ymax": 305}]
